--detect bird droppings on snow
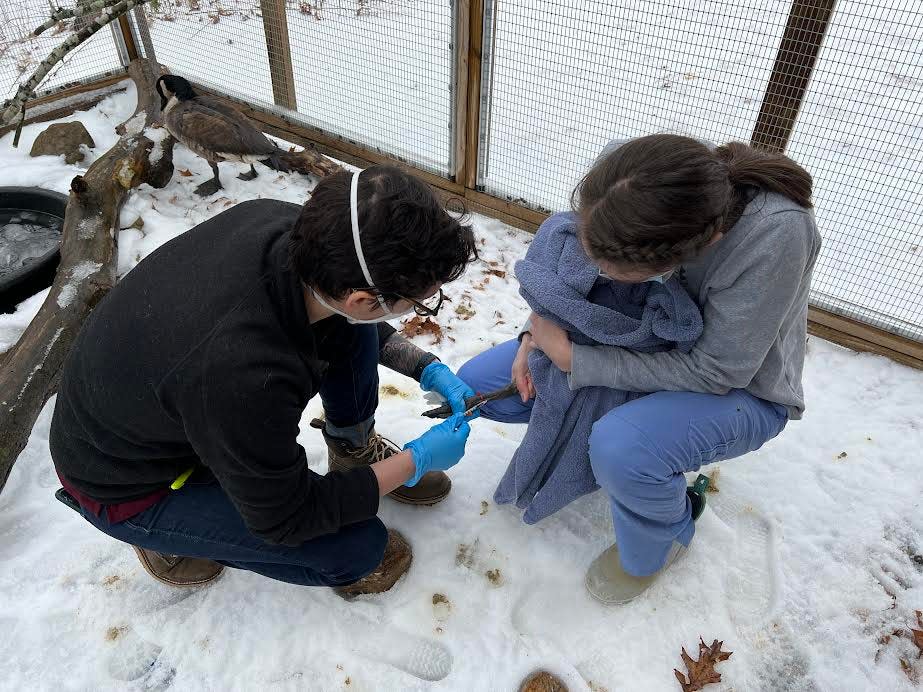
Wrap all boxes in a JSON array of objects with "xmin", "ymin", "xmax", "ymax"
[
  {"xmin": 379, "ymin": 384, "xmax": 409, "ymax": 399},
  {"xmin": 2, "ymin": 82, "xmax": 923, "ymax": 692},
  {"xmin": 105, "ymin": 626, "xmax": 127, "ymax": 642},
  {"xmin": 432, "ymin": 593, "xmax": 451, "ymax": 621}
]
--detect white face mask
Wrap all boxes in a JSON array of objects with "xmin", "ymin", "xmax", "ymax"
[
  {"xmin": 598, "ymin": 268, "xmax": 676, "ymax": 284},
  {"xmin": 311, "ymin": 170, "xmax": 412, "ymax": 325},
  {"xmin": 311, "ymin": 287, "xmax": 413, "ymax": 325},
  {"xmin": 643, "ymin": 269, "xmax": 675, "ymax": 284}
]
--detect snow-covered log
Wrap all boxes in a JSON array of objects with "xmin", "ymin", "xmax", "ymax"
[{"xmin": 0, "ymin": 59, "xmax": 174, "ymax": 494}]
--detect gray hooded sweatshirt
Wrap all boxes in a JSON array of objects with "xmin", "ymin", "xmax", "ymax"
[{"xmin": 566, "ymin": 185, "xmax": 821, "ymax": 419}]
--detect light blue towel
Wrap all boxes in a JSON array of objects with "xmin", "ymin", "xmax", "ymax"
[{"xmin": 494, "ymin": 212, "xmax": 703, "ymax": 523}]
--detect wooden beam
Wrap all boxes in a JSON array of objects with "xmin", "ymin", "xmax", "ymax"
[
  {"xmin": 0, "ymin": 79, "xmax": 128, "ymax": 139},
  {"xmin": 117, "ymin": 14, "xmax": 139, "ymax": 62},
  {"xmin": 451, "ymin": 0, "xmax": 471, "ymax": 183},
  {"xmin": 259, "ymin": 0, "xmax": 298, "ymax": 111},
  {"xmin": 464, "ymin": 0, "xmax": 485, "ymax": 189},
  {"xmin": 808, "ymin": 307, "xmax": 923, "ymax": 369},
  {"xmin": 751, "ymin": 0, "xmax": 837, "ymax": 152}
]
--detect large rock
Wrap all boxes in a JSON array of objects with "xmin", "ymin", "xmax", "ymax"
[{"xmin": 30, "ymin": 122, "xmax": 95, "ymax": 164}]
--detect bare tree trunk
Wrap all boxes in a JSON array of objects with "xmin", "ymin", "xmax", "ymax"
[{"xmin": 0, "ymin": 59, "xmax": 173, "ymax": 495}]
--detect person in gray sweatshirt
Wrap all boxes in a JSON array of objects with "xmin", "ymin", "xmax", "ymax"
[{"xmin": 458, "ymin": 134, "xmax": 821, "ymax": 604}]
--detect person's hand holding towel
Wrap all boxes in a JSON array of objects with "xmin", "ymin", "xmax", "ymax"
[{"xmin": 529, "ymin": 314, "xmax": 573, "ymax": 373}]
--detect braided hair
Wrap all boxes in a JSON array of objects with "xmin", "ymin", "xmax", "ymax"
[{"xmin": 572, "ymin": 135, "xmax": 813, "ymax": 271}]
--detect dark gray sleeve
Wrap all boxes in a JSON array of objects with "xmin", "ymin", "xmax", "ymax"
[
  {"xmin": 378, "ymin": 330, "xmax": 438, "ymax": 381},
  {"xmin": 569, "ymin": 211, "xmax": 816, "ymax": 394}
]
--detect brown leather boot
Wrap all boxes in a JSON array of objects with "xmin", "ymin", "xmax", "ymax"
[
  {"xmin": 334, "ymin": 529, "xmax": 412, "ymax": 599},
  {"xmin": 519, "ymin": 671, "xmax": 569, "ymax": 692},
  {"xmin": 132, "ymin": 546, "xmax": 224, "ymax": 587},
  {"xmin": 310, "ymin": 419, "xmax": 451, "ymax": 505}
]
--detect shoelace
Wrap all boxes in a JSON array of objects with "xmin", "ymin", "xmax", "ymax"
[{"xmin": 349, "ymin": 433, "xmax": 400, "ymax": 464}]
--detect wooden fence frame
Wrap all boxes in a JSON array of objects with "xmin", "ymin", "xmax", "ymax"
[{"xmin": 32, "ymin": 1, "xmax": 922, "ymax": 369}]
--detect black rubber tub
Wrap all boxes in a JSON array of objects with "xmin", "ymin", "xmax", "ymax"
[{"xmin": 0, "ymin": 186, "xmax": 67, "ymax": 313}]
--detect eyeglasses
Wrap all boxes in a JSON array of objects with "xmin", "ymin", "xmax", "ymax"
[
  {"xmin": 354, "ymin": 287, "xmax": 445, "ymax": 317},
  {"xmin": 394, "ymin": 288, "xmax": 445, "ymax": 317}
]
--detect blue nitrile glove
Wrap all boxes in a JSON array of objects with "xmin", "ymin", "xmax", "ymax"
[
  {"xmin": 420, "ymin": 361, "xmax": 478, "ymax": 418},
  {"xmin": 404, "ymin": 414, "xmax": 471, "ymax": 486}
]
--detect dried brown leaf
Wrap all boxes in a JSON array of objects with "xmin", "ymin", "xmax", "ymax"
[
  {"xmin": 673, "ymin": 638, "xmax": 733, "ymax": 692},
  {"xmin": 179, "ymin": 168, "xmax": 194, "ymax": 177},
  {"xmin": 911, "ymin": 611, "xmax": 923, "ymax": 658},
  {"xmin": 400, "ymin": 316, "xmax": 443, "ymax": 345}
]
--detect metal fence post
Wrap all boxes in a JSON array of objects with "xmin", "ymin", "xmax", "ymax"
[
  {"xmin": 259, "ymin": 0, "xmax": 298, "ymax": 111},
  {"xmin": 751, "ymin": 0, "xmax": 837, "ymax": 152}
]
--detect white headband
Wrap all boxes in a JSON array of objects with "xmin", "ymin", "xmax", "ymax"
[
  {"xmin": 350, "ymin": 170, "xmax": 376, "ymax": 288},
  {"xmin": 350, "ymin": 170, "xmax": 390, "ymax": 313}
]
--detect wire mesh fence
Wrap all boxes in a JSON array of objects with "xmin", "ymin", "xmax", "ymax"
[
  {"xmin": 142, "ymin": 0, "xmax": 454, "ymax": 175},
  {"xmin": 0, "ymin": 0, "xmax": 920, "ymax": 345},
  {"xmin": 475, "ymin": 0, "xmax": 793, "ymax": 212},
  {"xmin": 475, "ymin": 0, "xmax": 922, "ymax": 342},
  {"xmin": 785, "ymin": 0, "xmax": 923, "ymax": 340},
  {"xmin": 0, "ymin": 0, "xmax": 127, "ymax": 102}
]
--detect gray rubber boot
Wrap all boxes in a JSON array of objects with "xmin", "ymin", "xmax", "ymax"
[
  {"xmin": 585, "ymin": 541, "xmax": 688, "ymax": 605},
  {"xmin": 585, "ymin": 477, "xmax": 709, "ymax": 605}
]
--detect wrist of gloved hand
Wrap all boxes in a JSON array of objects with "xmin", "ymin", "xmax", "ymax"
[{"xmin": 404, "ymin": 414, "xmax": 471, "ymax": 486}]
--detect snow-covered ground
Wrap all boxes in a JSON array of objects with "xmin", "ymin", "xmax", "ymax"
[{"xmin": 2, "ymin": 85, "xmax": 923, "ymax": 692}]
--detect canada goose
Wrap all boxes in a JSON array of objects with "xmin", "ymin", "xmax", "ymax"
[{"xmin": 155, "ymin": 75, "xmax": 289, "ymax": 197}]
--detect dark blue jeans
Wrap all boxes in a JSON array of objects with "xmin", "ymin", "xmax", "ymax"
[
  {"xmin": 78, "ymin": 481, "xmax": 387, "ymax": 586},
  {"xmin": 77, "ymin": 322, "xmax": 387, "ymax": 587}
]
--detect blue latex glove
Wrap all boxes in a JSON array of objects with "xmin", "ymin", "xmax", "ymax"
[
  {"xmin": 404, "ymin": 414, "xmax": 471, "ymax": 486},
  {"xmin": 420, "ymin": 361, "xmax": 478, "ymax": 418}
]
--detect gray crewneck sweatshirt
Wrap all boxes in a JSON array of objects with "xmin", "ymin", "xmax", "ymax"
[{"xmin": 566, "ymin": 189, "xmax": 821, "ymax": 419}]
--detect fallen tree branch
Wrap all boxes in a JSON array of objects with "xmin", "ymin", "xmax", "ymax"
[
  {"xmin": 0, "ymin": 59, "xmax": 173, "ymax": 495},
  {"xmin": 1, "ymin": 0, "xmax": 146, "ymax": 132}
]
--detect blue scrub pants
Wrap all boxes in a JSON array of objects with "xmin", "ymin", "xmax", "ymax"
[{"xmin": 458, "ymin": 339, "xmax": 788, "ymax": 576}]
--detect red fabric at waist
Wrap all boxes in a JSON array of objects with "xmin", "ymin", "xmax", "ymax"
[{"xmin": 57, "ymin": 472, "xmax": 168, "ymax": 524}]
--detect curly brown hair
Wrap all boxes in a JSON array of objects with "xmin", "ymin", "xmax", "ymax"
[
  {"xmin": 289, "ymin": 165, "xmax": 478, "ymax": 301},
  {"xmin": 572, "ymin": 135, "xmax": 813, "ymax": 271}
]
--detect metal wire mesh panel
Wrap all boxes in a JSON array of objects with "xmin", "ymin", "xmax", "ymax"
[
  {"xmin": 145, "ymin": 0, "xmax": 453, "ymax": 176},
  {"xmin": 785, "ymin": 0, "xmax": 923, "ymax": 341},
  {"xmin": 0, "ymin": 0, "xmax": 126, "ymax": 102},
  {"xmin": 476, "ymin": 0, "xmax": 791, "ymax": 212},
  {"xmin": 144, "ymin": 0, "xmax": 277, "ymax": 106},
  {"xmin": 286, "ymin": 1, "xmax": 453, "ymax": 175}
]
